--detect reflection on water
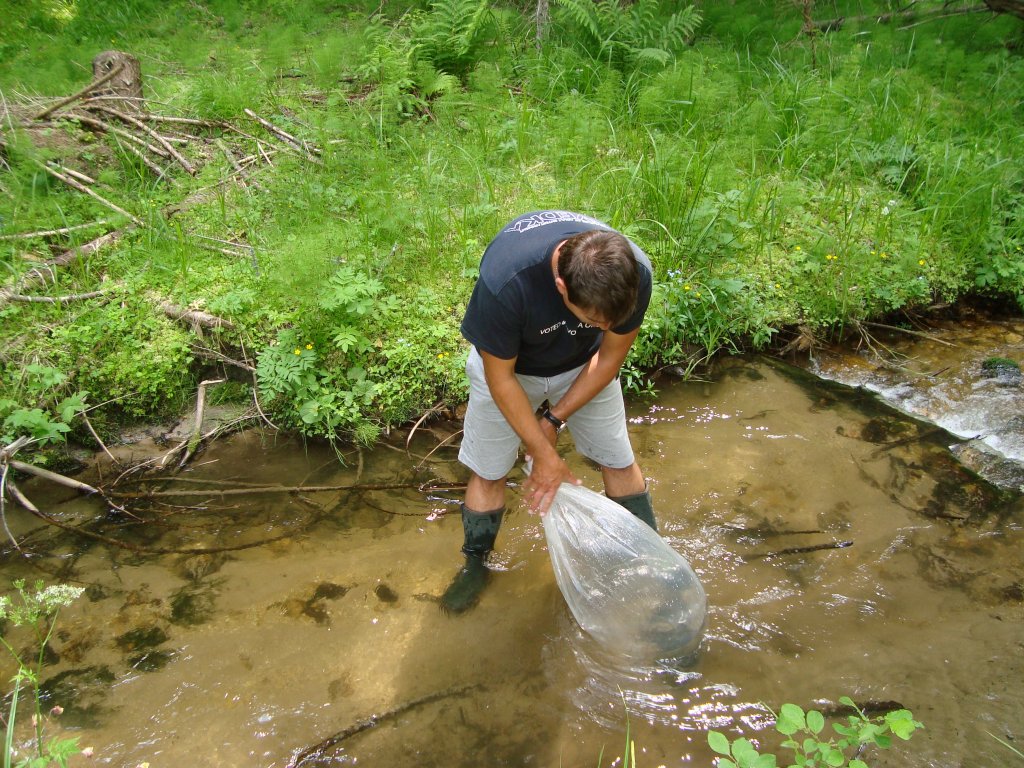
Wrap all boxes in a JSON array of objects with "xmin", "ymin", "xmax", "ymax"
[{"xmin": 1, "ymin": 354, "xmax": 1021, "ymax": 767}]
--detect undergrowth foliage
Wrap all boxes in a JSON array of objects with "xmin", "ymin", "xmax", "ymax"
[{"xmin": 0, "ymin": 0, "xmax": 1022, "ymax": 450}]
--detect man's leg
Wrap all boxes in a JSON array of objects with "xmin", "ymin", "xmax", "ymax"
[
  {"xmin": 603, "ymin": 462, "xmax": 657, "ymax": 532},
  {"xmin": 461, "ymin": 472, "xmax": 507, "ymax": 555},
  {"xmin": 442, "ymin": 472, "xmax": 506, "ymax": 615},
  {"xmin": 552, "ymin": 370, "xmax": 658, "ymax": 532}
]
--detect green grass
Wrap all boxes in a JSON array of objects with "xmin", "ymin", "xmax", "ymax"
[{"xmin": 0, "ymin": 0, "xmax": 1022, "ymax": 448}]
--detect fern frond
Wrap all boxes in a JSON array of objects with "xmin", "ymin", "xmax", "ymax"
[
  {"xmin": 552, "ymin": 0, "xmax": 603, "ymax": 50},
  {"xmin": 633, "ymin": 47, "xmax": 672, "ymax": 68}
]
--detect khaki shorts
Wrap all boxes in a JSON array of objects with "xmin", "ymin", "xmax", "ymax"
[{"xmin": 458, "ymin": 347, "xmax": 636, "ymax": 480}]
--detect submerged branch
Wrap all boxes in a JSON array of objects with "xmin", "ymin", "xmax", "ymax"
[
  {"xmin": 107, "ymin": 481, "xmax": 454, "ymax": 499},
  {"xmin": 746, "ymin": 540, "xmax": 854, "ymax": 560},
  {"xmin": 861, "ymin": 321, "xmax": 958, "ymax": 347},
  {"xmin": 289, "ymin": 684, "xmax": 479, "ymax": 767}
]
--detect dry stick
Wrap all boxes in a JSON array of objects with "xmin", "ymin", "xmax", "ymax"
[
  {"xmin": 160, "ymin": 301, "xmax": 235, "ymax": 330},
  {"xmin": 214, "ymin": 137, "xmax": 249, "ymax": 189},
  {"xmin": 7, "ymin": 290, "xmax": 106, "ymax": 303},
  {"xmin": 53, "ymin": 164, "xmax": 98, "ymax": 186},
  {"xmin": 193, "ymin": 233, "xmax": 253, "ymax": 250},
  {"xmin": 33, "ymin": 161, "xmax": 144, "ymax": 227},
  {"xmin": 1, "ymin": 229, "xmax": 124, "ymax": 308},
  {"xmin": 118, "ymin": 139, "xmax": 172, "ymax": 180},
  {"xmin": 61, "ymin": 112, "xmax": 170, "ymax": 158},
  {"xmin": 81, "ymin": 411, "xmax": 118, "ymax": 468},
  {"xmin": 414, "ymin": 430, "xmax": 463, "ymax": 471},
  {"xmin": 122, "ymin": 111, "xmax": 223, "ymax": 128},
  {"xmin": 252, "ymin": 387, "xmax": 279, "ymax": 430},
  {"xmin": 192, "ymin": 240, "xmax": 252, "ymax": 258},
  {"xmin": 9, "ymin": 460, "xmax": 99, "ymax": 495},
  {"xmin": 33, "ymin": 63, "xmax": 126, "ymax": 120},
  {"xmin": 243, "ymin": 107, "xmax": 323, "ymax": 158},
  {"xmin": 6, "ymin": 479, "xmax": 40, "ymax": 514},
  {"xmin": 0, "ymin": 465, "xmax": 21, "ymax": 550},
  {"xmin": 190, "ymin": 343, "xmax": 256, "ymax": 372},
  {"xmin": 143, "ymin": 410, "xmax": 258, "ymax": 474},
  {"xmin": 0, "ymin": 221, "xmax": 111, "ymax": 241},
  {"xmin": 180, "ymin": 378, "xmax": 226, "ymax": 467},
  {"xmin": 89, "ymin": 104, "xmax": 197, "ymax": 175},
  {"xmin": 861, "ymin": 320, "xmax": 958, "ymax": 348},
  {"xmin": 406, "ymin": 405, "xmax": 445, "ymax": 451}
]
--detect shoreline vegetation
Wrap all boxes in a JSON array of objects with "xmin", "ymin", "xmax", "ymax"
[{"xmin": 1, "ymin": 0, "xmax": 1022, "ymax": 476}]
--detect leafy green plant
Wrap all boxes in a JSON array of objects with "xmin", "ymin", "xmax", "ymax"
[
  {"xmin": 0, "ymin": 580, "xmax": 85, "ymax": 768},
  {"xmin": 552, "ymin": 0, "xmax": 701, "ymax": 71},
  {"xmin": 708, "ymin": 698, "xmax": 922, "ymax": 768},
  {"xmin": 0, "ymin": 365, "xmax": 86, "ymax": 447},
  {"xmin": 413, "ymin": 0, "xmax": 496, "ymax": 80}
]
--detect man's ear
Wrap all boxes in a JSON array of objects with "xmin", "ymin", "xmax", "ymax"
[{"xmin": 554, "ymin": 276, "xmax": 568, "ymax": 298}]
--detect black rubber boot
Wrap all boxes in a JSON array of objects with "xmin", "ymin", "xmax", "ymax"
[
  {"xmin": 440, "ymin": 504, "xmax": 504, "ymax": 615},
  {"xmin": 609, "ymin": 487, "xmax": 657, "ymax": 532}
]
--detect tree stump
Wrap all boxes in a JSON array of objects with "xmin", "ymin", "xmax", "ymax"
[{"xmin": 90, "ymin": 50, "xmax": 145, "ymax": 112}]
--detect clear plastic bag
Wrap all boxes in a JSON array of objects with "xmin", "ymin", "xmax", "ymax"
[{"xmin": 544, "ymin": 483, "xmax": 707, "ymax": 662}]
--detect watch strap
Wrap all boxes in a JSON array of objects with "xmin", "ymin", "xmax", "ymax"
[{"xmin": 541, "ymin": 408, "xmax": 565, "ymax": 431}]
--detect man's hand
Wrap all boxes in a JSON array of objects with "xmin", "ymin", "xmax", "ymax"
[{"xmin": 522, "ymin": 445, "xmax": 578, "ymax": 515}]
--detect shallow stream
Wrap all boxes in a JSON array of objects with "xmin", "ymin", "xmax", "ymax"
[{"xmin": 2, "ymin": 344, "xmax": 1022, "ymax": 767}]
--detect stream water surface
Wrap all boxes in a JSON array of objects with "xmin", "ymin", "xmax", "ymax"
[{"xmin": 3, "ymin": 349, "xmax": 1022, "ymax": 768}]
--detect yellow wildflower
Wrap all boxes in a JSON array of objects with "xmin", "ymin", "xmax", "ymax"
[{"xmin": 293, "ymin": 348, "xmax": 301, "ymax": 355}]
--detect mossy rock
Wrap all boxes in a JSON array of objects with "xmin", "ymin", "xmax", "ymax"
[{"xmin": 980, "ymin": 357, "xmax": 1022, "ymax": 383}]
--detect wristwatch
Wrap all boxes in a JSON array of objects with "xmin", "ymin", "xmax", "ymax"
[{"xmin": 541, "ymin": 407, "xmax": 566, "ymax": 432}]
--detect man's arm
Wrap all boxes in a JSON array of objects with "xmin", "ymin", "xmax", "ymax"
[
  {"xmin": 479, "ymin": 350, "xmax": 579, "ymax": 513},
  {"xmin": 545, "ymin": 327, "xmax": 640, "ymax": 424}
]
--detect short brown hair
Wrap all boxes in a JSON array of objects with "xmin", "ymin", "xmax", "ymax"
[{"xmin": 557, "ymin": 229, "xmax": 639, "ymax": 327}]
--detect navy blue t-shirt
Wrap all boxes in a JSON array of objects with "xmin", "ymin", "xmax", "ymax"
[{"xmin": 461, "ymin": 211, "xmax": 652, "ymax": 376}]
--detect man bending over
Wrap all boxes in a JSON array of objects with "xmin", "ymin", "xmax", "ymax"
[{"xmin": 442, "ymin": 210, "xmax": 656, "ymax": 614}]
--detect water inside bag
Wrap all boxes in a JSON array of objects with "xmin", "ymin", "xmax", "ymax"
[{"xmin": 543, "ymin": 483, "xmax": 707, "ymax": 662}]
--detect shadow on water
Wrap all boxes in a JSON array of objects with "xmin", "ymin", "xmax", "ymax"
[{"xmin": 1, "ymin": 351, "xmax": 1022, "ymax": 767}]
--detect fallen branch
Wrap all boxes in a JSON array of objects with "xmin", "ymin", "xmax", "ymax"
[
  {"xmin": 243, "ymin": 108, "xmax": 323, "ymax": 164},
  {"xmin": 861, "ymin": 321, "xmax": 958, "ymax": 347},
  {"xmin": 810, "ymin": 2, "xmax": 992, "ymax": 32},
  {"xmin": 6, "ymin": 290, "xmax": 107, "ymax": 303},
  {"xmin": 190, "ymin": 343, "xmax": 256, "ymax": 372},
  {"xmin": 0, "ymin": 229, "xmax": 125, "ymax": 310},
  {"xmin": 117, "ymin": 139, "xmax": 172, "ymax": 180},
  {"xmin": 89, "ymin": 104, "xmax": 197, "ymax": 175},
  {"xmin": 33, "ymin": 161, "xmax": 144, "ymax": 227},
  {"xmin": 6, "ymin": 479, "xmax": 39, "ymax": 514},
  {"xmin": 9, "ymin": 460, "xmax": 99, "ymax": 495},
  {"xmin": 33, "ymin": 62, "xmax": 126, "ymax": 120},
  {"xmin": 215, "ymin": 138, "xmax": 263, "ymax": 191},
  {"xmin": 60, "ymin": 111, "xmax": 170, "ymax": 158},
  {"xmin": 180, "ymin": 378, "xmax": 226, "ymax": 467},
  {"xmin": 160, "ymin": 301, "xmax": 235, "ymax": 330},
  {"xmin": 0, "ymin": 221, "xmax": 111, "ymax": 241}
]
